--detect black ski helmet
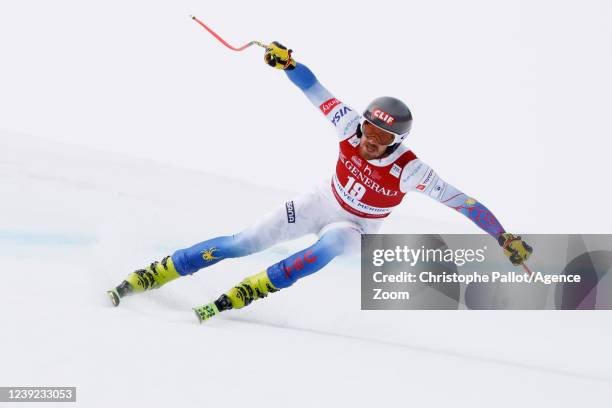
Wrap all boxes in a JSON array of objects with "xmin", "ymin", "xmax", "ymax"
[{"xmin": 361, "ymin": 96, "xmax": 413, "ymax": 153}]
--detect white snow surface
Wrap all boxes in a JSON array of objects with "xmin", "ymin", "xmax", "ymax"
[
  {"xmin": 2, "ymin": 1, "xmax": 612, "ymax": 405},
  {"xmin": 1, "ymin": 131, "xmax": 611, "ymax": 407}
]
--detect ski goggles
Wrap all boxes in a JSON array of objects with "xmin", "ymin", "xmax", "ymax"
[{"xmin": 360, "ymin": 118, "xmax": 405, "ymax": 146}]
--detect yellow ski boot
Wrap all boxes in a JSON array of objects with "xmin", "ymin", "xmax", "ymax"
[
  {"xmin": 107, "ymin": 256, "xmax": 181, "ymax": 306},
  {"xmin": 193, "ymin": 270, "xmax": 278, "ymax": 322}
]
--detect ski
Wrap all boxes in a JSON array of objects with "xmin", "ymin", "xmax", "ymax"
[
  {"xmin": 106, "ymin": 281, "xmax": 133, "ymax": 307},
  {"xmin": 193, "ymin": 303, "xmax": 220, "ymax": 323},
  {"xmin": 107, "ymin": 289, "xmax": 121, "ymax": 307}
]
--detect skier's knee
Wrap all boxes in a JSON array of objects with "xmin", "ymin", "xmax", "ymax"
[
  {"xmin": 318, "ymin": 223, "xmax": 362, "ymax": 255},
  {"xmin": 318, "ymin": 228, "xmax": 351, "ymax": 256},
  {"xmin": 231, "ymin": 231, "xmax": 261, "ymax": 256}
]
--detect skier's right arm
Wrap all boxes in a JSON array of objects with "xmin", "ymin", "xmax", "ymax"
[{"xmin": 264, "ymin": 41, "xmax": 360, "ymax": 140}]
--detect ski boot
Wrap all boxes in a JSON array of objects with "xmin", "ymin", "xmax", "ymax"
[
  {"xmin": 107, "ymin": 256, "xmax": 181, "ymax": 306},
  {"xmin": 193, "ymin": 270, "xmax": 278, "ymax": 323}
]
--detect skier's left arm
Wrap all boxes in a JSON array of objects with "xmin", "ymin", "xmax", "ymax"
[{"xmin": 400, "ymin": 159, "xmax": 533, "ymax": 265}]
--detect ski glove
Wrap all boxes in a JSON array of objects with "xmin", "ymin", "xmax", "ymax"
[
  {"xmin": 498, "ymin": 233, "xmax": 533, "ymax": 266},
  {"xmin": 264, "ymin": 41, "xmax": 296, "ymax": 70}
]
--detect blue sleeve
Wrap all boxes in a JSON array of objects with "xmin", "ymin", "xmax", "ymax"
[{"xmin": 285, "ymin": 63, "xmax": 318, "ymax": 91}]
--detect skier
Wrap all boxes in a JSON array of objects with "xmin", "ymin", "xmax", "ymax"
[{"xmin": 107, "ymin": 42, "xmax": 533, "ymax": 320}]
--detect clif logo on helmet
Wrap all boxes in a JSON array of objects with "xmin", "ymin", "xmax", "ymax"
[
  {"xmin": 372, "ymin": 108, "xmax": 395, "ymax": 125},
  {"xmin": 363, "ymin": 96, "xmax": 413, "ymax": 154}
]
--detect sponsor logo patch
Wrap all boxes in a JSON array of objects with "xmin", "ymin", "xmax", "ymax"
[
  {"xmin": 331, "ymin": 106, "xmax": 352, "ymax": 126},
  {"xmin": 320, "ymin": 98, "xmax": 340, "ymax": 115},
  {"xmin": 372, "ymin": 108, "xmax": 395, "ymax": 125},
  {"xmin": 201, "ymin": 247, "xmax": 220, "ymax": 262},
  {"xmin": 390, "ymin": 163, "xmax": 402, "ymax": 178},
  {"xmin": 348, "ymin": 135, "xmax": 360, "ymax": 147},
  {"xmin": 283, "ymin": 250, "xmax": 317, "ymax": 279},
  {"xmin": 416, "ymin": 168, "xmax": 434, "ymax": 191},
  {"xmin": 285, "ymin": 201, "xmax": 296, "ymax": 223}
]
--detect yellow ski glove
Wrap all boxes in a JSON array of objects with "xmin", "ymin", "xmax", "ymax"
[
  {"xmin": 264, "ymin": 41, "xmax": 296, "ymax": 70},
  {"xmin": 498, "ymin": 233, "xmax": 533, "ymax": 266}
]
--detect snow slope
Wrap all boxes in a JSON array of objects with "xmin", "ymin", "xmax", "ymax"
[{"xmin": 1, "ymin": 131, "xmax": 611, "ymax": 407}]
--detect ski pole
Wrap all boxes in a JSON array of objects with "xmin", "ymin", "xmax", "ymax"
[
  {"xmin": 521, "ymin": 262, "xmax": 533, "ymax": 276},
  {"xmin": 190, "ymin": 15, "xmax": 268, "ymax": 52}
]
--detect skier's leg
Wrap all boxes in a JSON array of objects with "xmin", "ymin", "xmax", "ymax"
[
  {"xmin": 108, "ymin": 193, "xmax": 325, "ymax": 305},
  {"xmin": 170, "ymin": 234, "xmax": 258, "ymax": 277},
  {"xmin": 172, "ymin": 192, "xmax": 328, "ymax": 276},
  {"xmin": 265, "ymin": 223, "xmax": 360, "ymax": 289},
  {"xmin": 194, "ymin": 223, "xmax": 361, "ymax": 321}
]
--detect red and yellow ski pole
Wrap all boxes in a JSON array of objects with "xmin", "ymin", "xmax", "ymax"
[{"xmin": 190, "ymin": 15, "xmax": 268, "ymax": 52}]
